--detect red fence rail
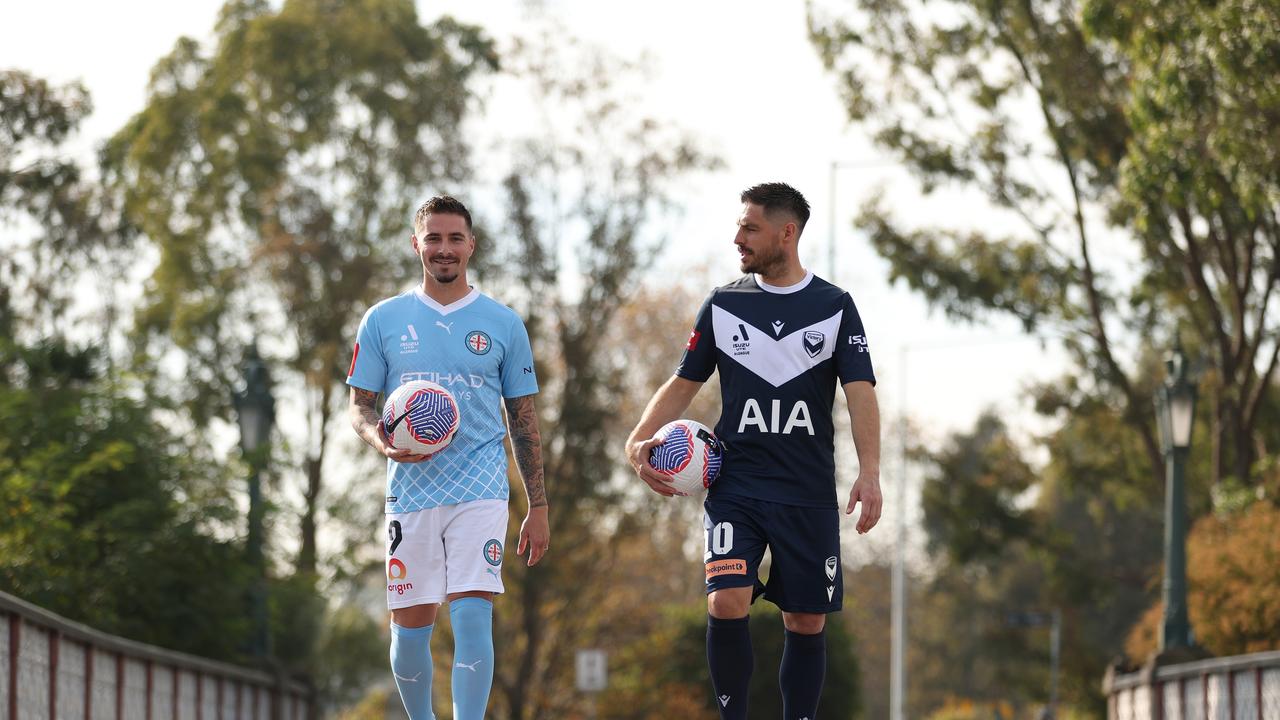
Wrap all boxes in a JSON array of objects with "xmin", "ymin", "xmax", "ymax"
[
  {"xmin": 0, "ymin": 590, "xmax": 311, "ymax": 720},
  {"xmin": 1104, "ymin": 650, "xmax": 1280, "ymax": 720}
]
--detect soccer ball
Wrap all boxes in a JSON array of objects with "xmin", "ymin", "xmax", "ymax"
[
  {"xmin": 381, "ymin": 380, "xmax": 460, "ymax": 456},
  {"xmin": 649, "ymin": 419, "xmax": 723, "ymax": 495}
]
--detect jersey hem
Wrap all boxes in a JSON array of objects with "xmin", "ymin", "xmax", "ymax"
[
  {"xmin": 386, "ymin": 494, "xmax": 511, "ymax": 514},
  {"xmin": 709, "ymin": 487, "xmax": 838, "ymax": 509}
]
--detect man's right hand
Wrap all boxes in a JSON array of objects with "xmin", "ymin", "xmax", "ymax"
[
  {"xmin": 627, "ymin": 437, "xmax": 684, "ymax": 497},
  {"xmin": 376, "ymin": 423, "xmax": 428, "ymax": 463}
]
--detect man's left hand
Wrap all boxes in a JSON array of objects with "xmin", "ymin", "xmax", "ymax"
[{"xmin": 846, "ymin": 472, "xmax": 882, "ymax": 534}]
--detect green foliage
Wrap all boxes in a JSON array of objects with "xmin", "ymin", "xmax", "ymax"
[
  {"xmin": 103, "ymin": 0, "xmax": 497, "ymax": 425},
  {"xmin": 810, "ymin": 0, "xmax": 1280, "ymax": 485},
  {"xmin": 0, "ymin": 338, "xmax": 253, "ymax": 661},
  {"xmin": 1127, "ymin": 497, "xmax": 1280, "ymax": 660},
  {"xmin": 0, "ymin": 70, "xmax": 127, "ymax": 337},
  {"xmin": 810, "ymin": 1, "xmax": 1280, "ymax": 710},
  {"xmin": 102, "ymin": 0, "xmax": 498, "ymax": 575},
  {"xmin": 920, "ymin": 412, "xmax": 1037, "ymax": 563},
  {"xmin": 605, "ymin": 603, "xmax": 861, "ymax": 719},
  {"xmin": 909, "ymin": 404, "xmax": 1179, "ymax": 716},
  {"xmin": 479, "ymin": 26, "xmax": 720, "ymax": 720}
]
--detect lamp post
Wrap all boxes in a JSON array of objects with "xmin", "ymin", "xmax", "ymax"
[
  {"xmin": 234, "ymin": 342, "xmax": 275, "ymax": 661},
  {"xmin": 1006, "ymin": 610, "xmax": 1061, "ymax": 719},
  {"xmin": 1154, "ymin": 344, "xmax": 1196, "ymax": 651}
]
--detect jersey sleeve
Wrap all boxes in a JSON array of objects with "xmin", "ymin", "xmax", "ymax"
[
  {"xmin": 675, "ymin": 292, "xmax": 717, "ymax": 382},
  {"xmin": 835, "ymin": 293, "xmax": 876, "ymax": 386},
  {"xmin": 500, "ymin": 313, "xmax": 540, "ymax": 398},
  {"xmin": 346, "ymin": 306, "xmax": 388, "ymax": 393}
]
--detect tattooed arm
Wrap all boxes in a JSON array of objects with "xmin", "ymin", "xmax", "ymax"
[
  {"xmin": 348, "ymin": 387, "xmax": 426, "ymax": 462},
  {"xmin": 504, "ymin": 394, "xmax": 549, "ymax": 565}
]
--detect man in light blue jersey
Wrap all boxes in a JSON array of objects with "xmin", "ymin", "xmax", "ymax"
[{"xmin": 347, "ymin": 195, "xmax": 549, "ymax": 720}]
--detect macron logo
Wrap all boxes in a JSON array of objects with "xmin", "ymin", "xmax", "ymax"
[{"xmin": 719, "ymin": 695, "xmax": 731, "ymax": 707}]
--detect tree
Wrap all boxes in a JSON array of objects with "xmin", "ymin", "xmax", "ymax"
[
  {"xmin": 1126, "ymin": 496, "xmax": 1280, "ymax": 660},
  {"xmin": 904, "ymin": 404, "xmax": 1193, "ymax": 715},
  {"xmin": 0, "ymin": 338, "xmax": 253, "ymax": 661},
  {"xmin": 0, "ymin": 70, "xmax": 126, "ymax": 341},
  {"xmin": 101, "ymin": 0, "xmax": 498, "ymax": 574},
  {"xmin": 919, "ymin": 412, "xmax": 1036, "ymax": 564},
  {"xmin": 807, "ymin": 0, "xmax": 1280, "ymax": 490},
  {"xmin": 605, "ymin": 603, "xmax": 861, "ymax": 719},
  {"xmin": 472, "ymin": 26, "xmax": 720, "ymax": 720}
]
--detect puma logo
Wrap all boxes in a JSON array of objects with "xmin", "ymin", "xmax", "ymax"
[
  {"xmin": 436, "ymin": 320, "xmax": 454, "ymax": 334},
  {"xmin": 393, "ymin": 672, "xmax": 422, "ymax": 683},
  {"xmin": 455, "ymin": 659, "xmax": 483, "ymax": 672}
]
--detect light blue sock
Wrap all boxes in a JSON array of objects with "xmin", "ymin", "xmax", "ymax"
[
  {"xmin": 449, "ymin": 598, "xmax": 494, "ymax": 720},
  {"xmin": 390, "ymin": 623, "xmax": 435, "ymax": 720}
]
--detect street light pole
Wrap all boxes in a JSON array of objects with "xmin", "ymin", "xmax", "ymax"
[
  {"xmin": 827, "ymin": 158, "xmax": 896, "ymax": 283},
  {"xmin": 891, "ymin": 347, "xmax": 908, "ymax": 720},
  {"xmin": 1154, "ymin": 344, "xmax": 1197, "ymax": 651},
  {"xmin": 234, "ymin": 342, "xmax": 276, "ymax": 661}
]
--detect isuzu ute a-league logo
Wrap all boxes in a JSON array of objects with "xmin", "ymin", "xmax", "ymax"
[{"xmin": 400, "ymin": 324, "xmax": 420, "ymax": 354}]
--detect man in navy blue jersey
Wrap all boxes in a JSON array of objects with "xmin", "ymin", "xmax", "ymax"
[{"xmin": 626, "ymin": 182, "xmax": 882, "ymax": 720}]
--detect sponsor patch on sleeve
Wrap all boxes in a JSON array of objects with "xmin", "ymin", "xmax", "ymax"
[
  {"xmin": 686, "ymin": 330, "xmax": 701, "ymax": 351},
  {"xmin": 705, "ymin": 559, "xmax": 748, "ymax": 579}
]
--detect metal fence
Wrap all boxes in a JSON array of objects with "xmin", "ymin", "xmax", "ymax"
[
  {"xmin": 0, "ymin": 590, "xmax": 312, "ymax": 720},
  {"xmin": 1105, "ymin": 650, "xmax": 1280, "ymax": 720}
]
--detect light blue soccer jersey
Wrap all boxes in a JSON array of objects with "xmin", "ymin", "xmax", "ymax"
[{"xmin": 347, "ymin": 287, "xmax": 539, "ymax": 513}]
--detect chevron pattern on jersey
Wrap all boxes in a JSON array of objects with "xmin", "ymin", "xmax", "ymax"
[{"xmin": 711, "ymin": 306, "xmax": 844, "ymax": 387}]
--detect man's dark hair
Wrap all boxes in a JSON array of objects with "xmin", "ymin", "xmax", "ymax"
[
  {"xmin": 414, "ymin": 195, "xmax": 473, "ymax": 232},
  {"xmin": 740, "ymin": 182, "xmax": 810, "ymax": 233}
]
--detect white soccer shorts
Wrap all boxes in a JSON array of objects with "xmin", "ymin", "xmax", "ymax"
[{"xmin": 384, "ymin": 499, "xmax": 508, "ymax": 609}]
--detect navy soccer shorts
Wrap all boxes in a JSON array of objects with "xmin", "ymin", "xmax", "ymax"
[{"xmin": 702, "ymin": 492, "xmax": 843, "ymax": 613}]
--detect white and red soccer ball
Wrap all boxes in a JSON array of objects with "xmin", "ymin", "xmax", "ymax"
[
  {"xmin": 649, "ymin": 419, "xmax": 724, "ymax": 495},
  {"xmin": 381, "ymin": 380, "xmax": 460, "ymax": 456}
]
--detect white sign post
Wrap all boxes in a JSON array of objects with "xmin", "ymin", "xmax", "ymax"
[{"xmin": 576, "ymin": 648, "xmax": 607, "ymax": 718}]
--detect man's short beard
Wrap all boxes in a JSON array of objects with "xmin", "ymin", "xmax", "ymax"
[{"xmin": 742, "ymin": 249, "xmax": 785, "ymax": 276}]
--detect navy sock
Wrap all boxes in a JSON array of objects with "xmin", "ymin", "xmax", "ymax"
[
  {"xmin": 779, "ymin": 628, "xmax": 826, "ymax": 719},
  {"xmin": 707, "ymin": 615, "xmax": 752, "ymax": 720}
]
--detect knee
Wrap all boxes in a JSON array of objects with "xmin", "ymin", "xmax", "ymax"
[
  {"xmin": 392, "ymin": 603, "xmax": 438, "ymax": 628},
  {"xmin": 782, "ymin": 612, "xmax": 825, "ymax": 635},
  {"xmin": 707, "ymin": 589, "xmax": 751, "ymax": 619}
]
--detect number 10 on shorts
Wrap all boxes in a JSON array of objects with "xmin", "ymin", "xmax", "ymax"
[{"xmin": 704, "ymin": 522, "xmax": 734, "ymax": 561}]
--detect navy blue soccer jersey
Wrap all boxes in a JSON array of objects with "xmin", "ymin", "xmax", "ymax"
[{"xmin": 676, "ymin": 272, "xmax": 875, "ymax": 507}]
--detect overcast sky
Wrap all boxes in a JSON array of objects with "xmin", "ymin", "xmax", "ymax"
[{"xmin": 1, "ymin": 0, "xmax": 1072, "ymax": 439}]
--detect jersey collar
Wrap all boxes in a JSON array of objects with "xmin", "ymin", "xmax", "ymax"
[
  {"xmin": 414, "ymin": 286, "xmax": 480, "ymax": 315},
  {"xmin": 753, "ymin": 271, "xmax": 813, "ymax": 294}
]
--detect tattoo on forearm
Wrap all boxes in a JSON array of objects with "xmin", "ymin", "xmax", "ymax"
[
  {"xmin": 504, "ymin": 395, "xmax": 547, "ymax": 508},
  {"xmin": 351, "ymin": 388, "xmax": 382, "ymax": 444}
]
